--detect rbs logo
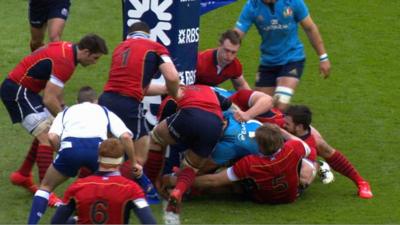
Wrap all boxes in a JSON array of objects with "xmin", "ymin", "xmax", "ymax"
[{"xmin": 178, "ymin": 28, "xmax": 199, "ymax": 44}]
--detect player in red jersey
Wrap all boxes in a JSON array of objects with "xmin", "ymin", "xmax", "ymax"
[
  {"xmin": 99, "ymin": 21, "xmax": 180, "ymax": 203},
  {"xmin": 195, "ymin": 29, "xmax": 250, "ymax": 90},
  {"xmin": 163, "ymin": 124, "xmax": 315, "ymax": 204},
  {"xmin": 284, "ymin": 105, "xmax": 373, "ymax": 198},
  {"xmin": 145, "ymin": 84, "xmax": 229, "ymax": 214},
  {"xmin": 51, "ymin": 138, "xmax": 156, "ymax": 224},
  {"xmin": 226, "ymin": 89, "xmax": 285, "ymax": 127},
  {"xmin": 0, "ymin": 34, "xmax": 108, "ymax": 205},
  {"xmin": 99, "ymin": 21, "xmax": 180, "ymax": 166}
]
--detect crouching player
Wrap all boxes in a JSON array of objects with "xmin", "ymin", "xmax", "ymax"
[
  {"xmin": 165, "ymin": 124, "xmax": 316, "ymax": 204},
  {"xmin": 144, "ymin": 84, "xmax": 230, "ymax": 214},
  {"xmin": 51, "ymin": 138, "xmax": 157, "ymax": 224}
]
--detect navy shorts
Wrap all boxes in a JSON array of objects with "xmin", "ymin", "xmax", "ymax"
[
  {"xmin": 0, "ymin": 79, "xmax": 45, "ymax": 124},
  {"xmin": 255, "ymin": 60, "xmax": 305, "ymax": 87},
  {"xmin": 29, "ymin": 0, "xmax": 71, "ymax": 28},
  {"xmin": 99, "ymin": 92, "xmax": 149, "ymax": 140},
  {"xmin": 166, "ymin": 108, "xmax": 223, "ymax": 158},
  {"xmin": 53, "ymin": 137, "xmax": 102, "ymax": 177}
]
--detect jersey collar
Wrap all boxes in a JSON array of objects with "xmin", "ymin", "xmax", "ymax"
[{"xmin": 73, "ymin": 44, "xmax": 78, "ymax": 66}]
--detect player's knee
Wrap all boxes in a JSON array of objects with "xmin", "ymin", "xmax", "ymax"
[
  {"xmin": 274, "ymin": 86, "xmax": 294, "ymax": 105},
  {"xmin": 23, "ymin": 112, "xmax": 54, "ymax": 136},
  {"xmin": 316, "ymin": 139, "xmax": 335, "ymax": 158},
  {"xmin": 150, "ymin": 130, "xmax": 166, "ymax": 147},
  {"xmin": 300, "ymin": 158, "xmax": 316, "ymax": 187},
  {"xmin": 48, "ymin": 33, "xmax": 61, "ymax": 42}
]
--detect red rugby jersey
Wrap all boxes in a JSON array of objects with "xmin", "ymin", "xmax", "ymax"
[
  {"xmin": 195, "ymin": 48, "xmax": 242, "ymax": 86},
  {"xmin": 177, "ymin": 84, "xmax": 223, "ymax": 120},
  {"xmin": 233, "ymin": 139, "xmax": 308, "ymax": 204},
  {"xmin": 63, "ymin": 174, "xmax": 145, "ymax": 224},
  {"xmin": 104, "ymin": 37, "xmax": 170, "ymax": 101},
  {"xmin": 8, "ymin": 41, "xmax": 76, "ymax": 93}
]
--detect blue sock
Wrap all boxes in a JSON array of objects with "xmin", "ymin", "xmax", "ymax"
[
  {"xmin": 28, "ymin": 190, "xmax": 50, "ymax": 224},
  {"xmin": 136, "ymin": 173, "xmax": 160, "ymax": 204}
]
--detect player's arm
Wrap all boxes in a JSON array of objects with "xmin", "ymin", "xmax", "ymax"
[
  {"xmin": 51, "ymin": 200, "xmax": 75, "ymax": 224},
  {"xmin": 146, "ymin": 83, "xmax": 167, "ymax": 96},
  {"xmin": 234, "ymin": 91, "xmax": 273, "ymax": 122},
  {"xmin": 48, "ymin": 112, "xmax": 63, "ymax": 150},
  {"xmin": 300, "ymin": 15, "xmax": 331, "ymax": 78},
  {"xmin": 159, "ymin": 55, "xmax": 181, "ymax": 99},
  {"xmin": 231, "ymin": 75, "xmax": 251, "ymax": 90},
  {"xmin": 193, "ymin": 168, "xmax": 233, "ymax": 188},
  {"xmin": 43, "ymin": 80, "xmax": 64, "ymax": 116},
  {"xmin": 130, "ymin": 199, "xmax": 157, "ymax": 224}
]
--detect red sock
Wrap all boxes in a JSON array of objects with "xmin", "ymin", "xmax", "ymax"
[
  {"xmin": 36, "ymin": 145, "xmax": 54, "ymax": 181},
  {"xmin": 120, "ymin": 160, "xmax": 134, "ymax": 179},
  {"xmin": 17, "ymin": 139, "xmax": 39, "ymax": 176},
  {"xmin": 144, "ymin": 150, "xmax": 164, "ymax": 183},
  {"xmin": 326, "ymin": 150, "xmax": 364, "ymax": 185},
  {"xmin": 175, "ymin": 167, "xmax": 196, "ymax": 194}
]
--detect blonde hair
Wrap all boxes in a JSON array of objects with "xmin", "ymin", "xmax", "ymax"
[{"xmin": 255, "ymin": 124, "xmax": 284, "ymax": 155}]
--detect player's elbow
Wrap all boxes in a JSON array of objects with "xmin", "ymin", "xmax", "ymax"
[{"xmin": 120, "ymin": 132, "xmax": 133, "ymax": 141}]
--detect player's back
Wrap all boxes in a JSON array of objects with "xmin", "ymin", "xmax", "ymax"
[
  {"xmin": 65, "ymin": 174, "xmax": 144, "ymax": 224},
  {"xmin": 104, "ymin": 38, "xmax": 169, "ymax": 100},
  {"xmin": 212, "ymin": 112, "xmax": 261, "ymax": 165},
  {"xmin": 177, "ymin": 84, "xmax": 223, "ymax": 119},
  {"xmin": 233, "ymin": 140, "xmax": 306, "ymax": 204},
  {"xmin": 59, "ymin": 102, "xmax": 112, "ymax": 140},
  {"xmin": 8, "ymin": 41, "xmax": 75, "ymax": 93}
]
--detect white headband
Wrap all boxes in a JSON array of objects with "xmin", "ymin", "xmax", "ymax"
[{"xmin": 98, "ymin": 156, "xmax": 124, "ymax": 165}]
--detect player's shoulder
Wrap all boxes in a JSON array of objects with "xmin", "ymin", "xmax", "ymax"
[{"xmin": 198, "ymin": 48, "xmax": 215, "ymax": 61}]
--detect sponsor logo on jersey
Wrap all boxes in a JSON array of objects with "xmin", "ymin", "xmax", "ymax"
[{"xmin": 283, "ymin": 7, "xmax": 293, "ymax": 17}]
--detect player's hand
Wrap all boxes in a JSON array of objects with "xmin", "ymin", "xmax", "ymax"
[
  {"xmin": 234, "ymin": 110, "xmax": 251, "ymax": 122},
  {"xmin": 132, "ymin": 163, "xmax": 143, "ymax": 178},
  {"xmin": 319, "ymin": 60, "xmax": 331, "ymax": 79},
  {"xmin": 172, "ymin": 86, "xmax": 184, "ymax": 100}
]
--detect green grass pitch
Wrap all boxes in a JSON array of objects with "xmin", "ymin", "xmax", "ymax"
[{"xmin": 0, "ymin": 0, "xmax": 399, "ymax": 223}]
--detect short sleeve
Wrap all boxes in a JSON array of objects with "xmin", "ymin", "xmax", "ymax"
[
  {"xmin": 52, "ymin": 57, "xmax": 75, "ymax": 84},
  {"xmin": 49, "ymin": 111, "xmax": 64, "ymax": 136},
  {"xmin": 229, "ymin": 89, "xmax": 253, "ymax": 110},
  {"xmin": 235, "ymin": 0, "xmax": 256, "ymax": 33},
  {"xmin": 232, "ymin": 156, "xmax": 251, "ymax": 179},
  {"xmin": 293, "ymin": 0, "xmax": 309, "ymax": 22}
]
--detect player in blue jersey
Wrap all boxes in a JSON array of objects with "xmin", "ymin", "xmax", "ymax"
[
  {"xmin": 234, "ymin": 0, "xmax": 331, "ymax": 110},
  {"xmin": 210, "ymin": 111, "xmax": 262, "ymax": 168}
]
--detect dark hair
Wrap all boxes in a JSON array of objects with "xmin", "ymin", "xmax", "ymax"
[
  {"xmin": 285, "ymin": 105, "xmax": 312, "ymax": 130},
  {"xmin": 255, "ymin": 124, "xmax": 284, "ymax": 155},
  {"xmin": 219, "ymin": 29, "xmax": 241, "ymax": 45},
  {"xmin": 128, "ymin": 21, "xmax": 151, "ymax": 34},
  {"xmin": 77, "ymin": 33, "xmax": 108, "ymax": 54},
  {"xmin": 77, "ymin": 86, "xmax": 97, "ymax": 103},
  {"xmin": 99, "ymin": 138, "xmax": 124, "ymax": 159}
]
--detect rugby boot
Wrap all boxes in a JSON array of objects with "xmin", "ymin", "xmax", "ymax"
[
  {"xmin": 9, "ymin": 171, "xmax": 38, "ymax": 194},
  {"xmin": 357, "ymin": 181, "xmax": 373, "ymax": 199},
  {"xmin": 166, "ymin": 189, "xmax": 182, "ymax": 214},
  {"xmin": 48, "ymin": 192, "xmax": 63, "ymax": 207}
]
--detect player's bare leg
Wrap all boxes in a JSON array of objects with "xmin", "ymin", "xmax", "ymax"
[
  {"xmin": 30, "ymin": 25, "xmax": 46, "ymax": 52},
  {"xmin": 47, "ymin": 18, "xmax": 66, "ymax": 42}
]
